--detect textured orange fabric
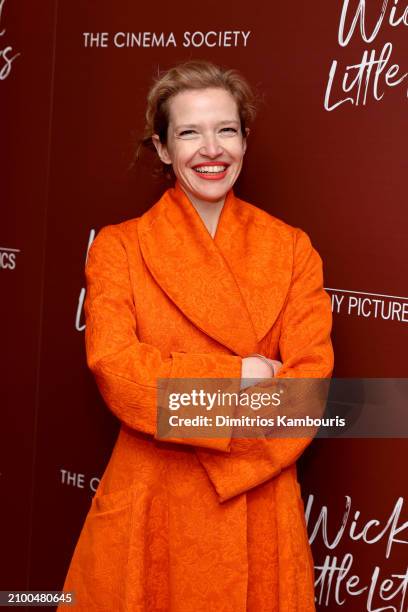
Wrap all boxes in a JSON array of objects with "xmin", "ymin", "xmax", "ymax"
[{"xmin": 59, "ymin": 182, "xmax": 334, "ymax": 611}]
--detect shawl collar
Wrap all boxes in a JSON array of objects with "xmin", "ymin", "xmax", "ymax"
[{"xmin": 137, "ymin": 182, "xmax": 292, "ymax": 357}]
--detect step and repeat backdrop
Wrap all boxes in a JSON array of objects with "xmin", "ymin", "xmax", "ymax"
[{"xmin": 1, "ymin": 0, "xmax": 407, "ymax": 609}]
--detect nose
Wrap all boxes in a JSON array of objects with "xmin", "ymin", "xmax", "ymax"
[{"xmin": 199, "ymin": 133, "xmax": 224, "ymax": 158}]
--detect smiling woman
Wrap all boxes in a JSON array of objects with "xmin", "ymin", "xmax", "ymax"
[
  {"xmin": 152, "ymin": 87, "xmax": 247, "ymax": 236},
  {"xmin": 59, "ymin": 60, "xmax": 334, "ymax": 611},
  {"xmin": 141, "ymin": 60, "xmax": 256, "ymax": 238}
]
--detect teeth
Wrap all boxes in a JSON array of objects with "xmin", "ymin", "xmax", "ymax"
[{"xmin": 194, "ymin": 165, "xmax": 227, "ymax": 174}]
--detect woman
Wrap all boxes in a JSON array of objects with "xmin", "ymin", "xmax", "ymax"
[{"xmin": 60, "ymin": 60, "xmax": 333, "ymax": 611}]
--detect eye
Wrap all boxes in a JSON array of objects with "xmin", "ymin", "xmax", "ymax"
[
  {"xmin": 219, "ymin": 127, "xmax": 239, "ymax": 135},
  {"xmin": 178, "ymin": 129, "xmax": 198, "ymax": 138}
]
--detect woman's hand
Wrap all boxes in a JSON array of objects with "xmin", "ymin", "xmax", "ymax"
[
  {"xmin": 241, "ymin": 355, "xmax": 283, "ymax": 385},
  {"xmin": 237, "ymin": 356, "xmax": 283, "ymax": 433},
  {"xmin": 242, "ymin": 355, "xmax": 283, "ymax": 378}
]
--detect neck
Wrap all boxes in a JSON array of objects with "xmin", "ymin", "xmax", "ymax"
[{"xmin": 181, "ymin": 188, "xmax": 226, "ymax": 239}]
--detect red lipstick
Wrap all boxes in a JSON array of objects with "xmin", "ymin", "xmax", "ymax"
[{"xmin": 191, "ymin": 162, "xmax": 230, "ymax": 181}]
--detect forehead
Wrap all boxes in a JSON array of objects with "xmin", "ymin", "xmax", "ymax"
[{"xmin": 167, "ymin": 88, "xmax": 239, "ymax": 125}]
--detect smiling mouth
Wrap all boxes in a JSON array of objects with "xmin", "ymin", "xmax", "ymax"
[
  {"xmin": 193, "ymin": 164, "xmax": 229, "ymax": 174},
  {"xmin": 191, "ymin": 164, "xmax": 230, "ymax": 180}
]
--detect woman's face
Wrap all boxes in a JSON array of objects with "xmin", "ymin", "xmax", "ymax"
[{"xmin": 153, "ymin": 87, "xmax": 247, "ymax": 206}]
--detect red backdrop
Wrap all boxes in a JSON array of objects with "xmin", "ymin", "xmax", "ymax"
[{"xmin": 1, "ymin": 1, "xmax": 407, "ymax": 609}]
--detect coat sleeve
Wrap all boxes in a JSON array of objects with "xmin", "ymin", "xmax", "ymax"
[
  {"xmin": 84, "ymin": 224, "xmax": 242, "ymax": 452},
  {"xmin": 195, "ymin": 228, "xmax": 334, "ymax": 502}
]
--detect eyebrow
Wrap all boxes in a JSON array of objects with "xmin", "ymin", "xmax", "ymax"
[{"xmin": 175, "ymin": 120, "xmax": 240, "ymax": 130}]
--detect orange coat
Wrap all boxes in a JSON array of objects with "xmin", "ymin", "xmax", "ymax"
[{"xmin": 60, "ymin": 182, "xmax": 333, "ymax": 611}]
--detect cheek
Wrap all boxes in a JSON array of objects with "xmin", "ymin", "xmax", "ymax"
[
  {"xmin": 168, "ymin": 142, "xmax": 195, "ymax": 168},
  {"xmin": 230, "ymin": 141, "xmax": 246, "ymax": 162}
]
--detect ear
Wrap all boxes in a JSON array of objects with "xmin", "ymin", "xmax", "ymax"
[
  {"xmin": 242, "ymin": 127, "xmax": 250, "ymax": 154},
  {"xmin": 152, "ymin": 134, "xmax": 172, "ymax": 165}
]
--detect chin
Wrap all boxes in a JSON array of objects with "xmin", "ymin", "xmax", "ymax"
[
  {"xmin": 193, "ymin": 182, "xmax": 232, "ymax": 203},
  {"xmin": 198, "ymin": 190, "xmax": 226, "ymax": 202}
]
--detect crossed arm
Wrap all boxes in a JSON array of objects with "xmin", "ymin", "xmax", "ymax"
[{"xmin": 84, "ymin": 224, "xmax": 333, "ymax": 502}]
